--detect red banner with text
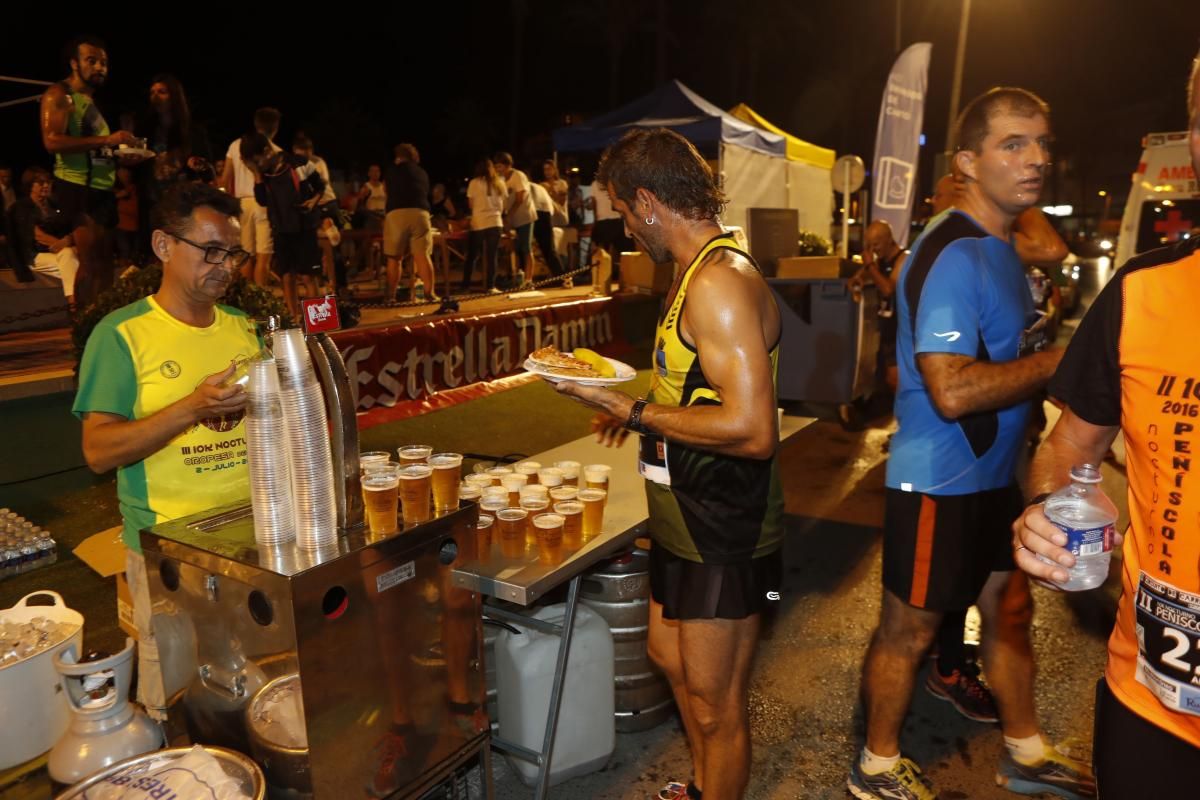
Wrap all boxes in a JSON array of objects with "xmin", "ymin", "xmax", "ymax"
[{"xmin": 331, "ymin": 296, "xmax": 631, "ymax": 428}]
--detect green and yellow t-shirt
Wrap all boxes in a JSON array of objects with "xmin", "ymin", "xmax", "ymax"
[
  {"xmin": 54, "ymin": 87, "xmax": 116, "ymax": 192},
  {"xmin": 73, "ymin": 296, "xmax": 261, "ymax": 551}
]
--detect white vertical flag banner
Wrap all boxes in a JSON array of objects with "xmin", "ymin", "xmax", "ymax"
[{"xmin": 870, "ymin": 42, "xmax": 932, "ymax": 247}]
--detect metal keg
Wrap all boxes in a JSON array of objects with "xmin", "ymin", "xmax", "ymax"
[{"xmin": 580, "ymin": 550, "xmax": 674, "ymax": 732}]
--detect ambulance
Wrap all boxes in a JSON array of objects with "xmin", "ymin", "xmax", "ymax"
[{"xmin": 1115, "ymin": 130, "xmax": 1199, "ymax": 269}]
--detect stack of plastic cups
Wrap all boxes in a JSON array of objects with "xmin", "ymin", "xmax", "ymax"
[
  {"xmin": 273, "ymin": 329, "xmax": 337, "ymax": 551},
  {"xmin": 246, "ymin": 358, "xmax": 296, "ymax": 546}
]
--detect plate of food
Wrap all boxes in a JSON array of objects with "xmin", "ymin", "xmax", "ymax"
[
  {"xmin": 116, "ymin": 145, "xmax": 156, "ymax": 159},
  {"xmin": 524, "ymin": 346, "xmax": 636, "ymax": 386}
]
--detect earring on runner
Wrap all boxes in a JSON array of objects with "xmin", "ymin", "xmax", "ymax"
[{"xmin": 644, "ymin": 216, "xmax": 655, "ymax": 225}]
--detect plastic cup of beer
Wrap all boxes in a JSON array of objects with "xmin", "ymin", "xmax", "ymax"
[
  {"xmin": 398, "ymin": 464, "xmax": 433, "ymax": 525},
  {"xmin": 549, "ymin": 486, "xmax": 578, "ymax": 503},
  {"xmin": 486, "ymin": 465, "xmax": 514, "ymax": 485},
  {"xmin": 476, "ymin": 514, "xmax": 494, "ymax": 553},
  {"xmin": 398, "ymin": 445, "xmax": 433, "ymax": 464},
  {"xmin": 554, "ymin": 500, "xmax": 584, "ymax": 547},
  {"xmin": 496, "ymin": 508, "xmax": 528, "ymax": 558},
  {"xmin": 537, "ymin": 467, "xmax": 565, "ymax": 489},
  {"xmin": 501, "ymin": 473, "xmax": 530, "ymax": 507},
  {"xmin": 532, "ymin": 513, "xmax": 565, "ymax": 563},
  {"xmin": 578, "ymin": 488, "xmax": 607, "ymax": 538},
  {"xmin": 584, "ymin": 464, "xmax": 611, "ymax": 490},
  {"xmin": 519, "ymin": 484, "xmax": 550, "ymax": 502},
  {"xmin": 554, "ymin": 460, "xmax": 581, "ymax": 487},
  {"xmin": 514, "ymin": 461, "xmax": 542, "ymax": 484},
  {"xmin": 362, "ymin": 465, "xmax": 400, "ymax": 536},
  {"xmin": 584, "ymin": 465, "xmax": 612, "ymax": 507},
  {"xmin": 519, "ymin": 497, "xmax": 549, "ymax": 544},
  {"xmin": 465, "ymin": 473, "xmax": 494, "ymax": 491},
  {"xmin": 360, "ymin": 452, "xmax": 392, "ymax": 502},
  {"xmin": 480, "ymin": 496, "xmax": 507, "ymax": 516},
  {"xmin": 458, "ymin": 483, "xmax": 482, "ymax": 503},
  {"xmin": 429, "ymin": 453, "xmax": 463, "ymax": 511}
]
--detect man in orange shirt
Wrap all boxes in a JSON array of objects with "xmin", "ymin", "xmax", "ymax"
[{"xmin": 1013, "ymin": 50, "xmax": 1200, "ymax": 795}]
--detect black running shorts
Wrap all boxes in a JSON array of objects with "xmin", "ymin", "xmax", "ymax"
[
  {"xmin": 882, "ymin": 485, "xmax": 1023, "ymax": 611},
  {"xmin": 649, "ymin": 543, "xmax": 782, "ymax": 621},
  {"xmin": 1094, "ymin": 678, "xmax": 1200, "ymax": 797}
]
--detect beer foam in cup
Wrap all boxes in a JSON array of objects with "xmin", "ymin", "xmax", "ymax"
[
  {"xmin": 501, "ymin": 474, "xmax": 529, "ymax": 491},
  {"xmin": 458, "ymin": 484, "xmax": 482, "ymax": 501},
  {"xmin": 362, "ymin": 472, "xmax": 399, "ymax": 489},
  {"xmin": 483, "ymin": 485, "xmax": 508, "ymax": 499},
  {"xmin": 360, "ymin": 451, "xmax": 392, "ymax": 465},
  {"xmin": 429, "ymin": 453, "xmax": 463, "ymax": 468},
  {"xmin": 514, "ymin": 461, "xmax": 541, "ymax": 482},
  {"xmin": 398, "ymin": 464, "xmax": 433, "ymax": 479},
  {"xmin": 584, "ymin": 464, "xmax": 612, "ymax": 483},
  {"xmin": 480, "ymin": 497, "xmax": 507, "ymax": 513},
  {"xmin": 476, "ymin": 514, "xmax": 494, "ymax": 529},
  {"xmin": 553, "ymin": 460, "xmax": 581, "ymax": 479},
  {"xmin": 533, "ymin": 513, "xmax": 565, "ymax": 530},
  {"xmin": 519, "ymin": 484, "xmax": 550, "ymax": 499},
  {"xmin": 549, "ymin": 486, "xmax": 578, "ymax": 502},
  {"xmin": 398, "ymin": 445, "xmax": 433, "ymax": 462},
  {"xmin": 537, "ymin": 467, "xmax": 565, "ymax": 487},
  {"xmin": 465, "ymin": 473, "xmax": 494, "ymax": 489}
]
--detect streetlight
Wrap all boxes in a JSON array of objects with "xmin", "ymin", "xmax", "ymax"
[
  {"xmin": 1098, "ymin": 189, "xmax": 1112, "ymax": 224},
  {"xmin": 944, "ymin": 0, "xmax": 973, "ymax": 153}
]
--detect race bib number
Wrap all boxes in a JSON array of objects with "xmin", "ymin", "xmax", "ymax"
[
  {"xmin": 638, "ymin": 434, "xmax": 670, "ymax": 486},
  {"xmin": 1134, "ymin": 572, "xmax": 1200, "ymax": 716}
]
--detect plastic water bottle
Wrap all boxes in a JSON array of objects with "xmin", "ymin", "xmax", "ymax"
[
  {"xmin": 0, "ymin": 537, "xmax": 16, "ymax": 578},
  {"xmin": 413, "ymin": 278, "xmax": 426, "ymax": 302},
  {"xmin": 1038, "ymin": 464, "xmax": 1118, "ymax": 591},
  {"xmin": 37, "ymin": 532, "xmax": 57, "ymax": 567}
]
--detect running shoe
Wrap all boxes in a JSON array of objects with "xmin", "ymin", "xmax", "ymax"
[
  {"xmin": 657, "ymin": 780, "xmax": 689, "ymax": 799},
  {"xmin": 925, "ymin": 660, "xmax": 999, "ymax": 723},
  {"xmin": 847, "ymin": 757, "xmax": 936, "ymax": 800},
  {"xmin": 995, "ymin": 743, "xmax": 1096, "ymax": 799}
]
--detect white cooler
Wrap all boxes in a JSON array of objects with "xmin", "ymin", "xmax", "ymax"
[{"xmin": 0, "ymin": 591, "xmax": 84, "ymax": 769}]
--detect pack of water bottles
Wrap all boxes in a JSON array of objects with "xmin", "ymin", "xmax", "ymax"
[{"xmin": 0, "ymin": 508, "xmax": 58, "ymax": 579}]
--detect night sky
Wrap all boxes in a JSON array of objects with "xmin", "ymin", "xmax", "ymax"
[{"xmin": 3, "ymin": 1, "xmax": 1197, "ymax": 215}]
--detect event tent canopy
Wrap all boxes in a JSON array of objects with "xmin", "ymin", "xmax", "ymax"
[
  {"xmin": 552, "ymin": 80, "xmax": 785, "ymax": 158},
  {"xmin": 727, "ymin": 103, "xmax": 836, "ymax": 170}
]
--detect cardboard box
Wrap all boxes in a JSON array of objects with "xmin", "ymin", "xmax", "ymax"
[
  {"xmin": 116, "ymin": 573, "xmax": 136, "ymax": 639},
  {"xmin": 75, "ymin": 525, "xmax": 137, "ymax": 639},
  {"xmin": 775, "ymin": 256, "xmax": 843, "ymax": 280},
  {"xmin": 620, "ymin": 251, "xmax": 675, "ymax": 295}
]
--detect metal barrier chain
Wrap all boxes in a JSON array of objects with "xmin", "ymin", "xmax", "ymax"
[
  {"xmin": 0, "ymin": 304, "xmax": 70, "ymax": 326},
  {"xmin": 349, "ymin": 262, "xmax": 595, "ymax": 311}
]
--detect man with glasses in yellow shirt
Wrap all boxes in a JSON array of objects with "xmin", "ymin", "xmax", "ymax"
[{"xmin": 74, "ymin": 181, "xmax": 261, "ymax": 721}]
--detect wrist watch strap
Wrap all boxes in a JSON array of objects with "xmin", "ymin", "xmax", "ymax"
[{"xmin": 626, "ymin": 398, "xmax": 649, "ymax": 434}]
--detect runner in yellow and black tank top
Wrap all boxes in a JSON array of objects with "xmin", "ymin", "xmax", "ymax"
[{"xmin": 641, "ymin": 232, "xmax": 785, "ymax": 564}]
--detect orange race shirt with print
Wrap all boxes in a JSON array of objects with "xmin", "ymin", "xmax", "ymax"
[{"xmin": 1050, "ymin": 237, "xmax": 1200, "ymax": 747}]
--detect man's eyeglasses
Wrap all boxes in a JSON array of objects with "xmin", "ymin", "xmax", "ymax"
[{"xmin": 173, "ymin": 235, "xmax": 252, "ymax": 269}]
